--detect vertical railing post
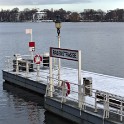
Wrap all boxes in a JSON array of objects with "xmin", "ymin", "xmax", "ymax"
[
  {"xmin": 26, "ymin": 61, "xmax": 29, "ymax": 78},
  {"xmin": 120, "ymin": 100, "xmax": 123, "ymax": 121},
  {"xmin": 49, "ymin": 56, "xmax": 53, "ymax": 97},
  {"xmin": 16, "ymin": 59, "xmax": 19, "ymax": 74},
  {"xmin": 106, "ymin": 93, "xmax": 109, "ymax": 118},
  {"xmin": 61, "ymin": 81, "xmax": 66, "ymax": 103},
  {"xmin": 36, "ymin": 64, "xmax": 40, "ymax": 81},
  {"xmin": 82, "ymin": 84, "xmax": 86, "ymax": 110},
  {"xmin": 103, "ymin": 94, "xmax": 106, "ymax": 118},
  {"xmin": 45, "ymin": 79, "xmax": 50, "ymax": 97},
  {"xmin": 103, "ymin": 93, "xmax": 109, "ymax": 118},
  {"xmin": 78, "ymin": 50, "xmax": 82, "ymax": 109},
  {"xmin": 95, "ymin": 91, "xmax": 98, "ymax": 112}
]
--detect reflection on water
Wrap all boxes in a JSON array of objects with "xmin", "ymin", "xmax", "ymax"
[
  {"xmin": 2, "ymin": 82, "xmax": 45, "ymax": 124},
  {"xmin": 1, "ymin": 22, "xmax": 124, "ymax": 124},
  {"xmin": 3, "ymin": 82, "xmax": 44, "ymax": 106},
  {"xmin": 3, "ymin": 82, "xmax": 83, "ymax": 124}
]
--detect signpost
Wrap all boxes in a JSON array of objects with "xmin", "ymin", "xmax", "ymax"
[
  {"xmin": 26, "ymin": 29, "xmax": 32, "ymax": 41},
  {"xmin": 50, "ymin": 47, "xmax": 78, "ymax": 61},
  {"xmin": 26, "ymin": 29, "xmax": 35, "ymax": 60},
  {"xmin": 29, "ymin": 42, "xmax": 35, "ymax": 52},
  {"xmin": 49, "ymin": 47, "xmax": 83, "ymax": 108}
]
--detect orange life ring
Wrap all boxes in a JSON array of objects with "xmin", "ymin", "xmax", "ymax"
[
  {"xmin": 61, "ymin": 81, "xmax": 70, "ymax": 96},
  {"xmin": 34, "ymin": 54, "xmax": 42, "ymax": 64}
]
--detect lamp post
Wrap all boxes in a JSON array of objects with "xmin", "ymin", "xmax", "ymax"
[{"xmin": 55, "ymin": 15, "xmax": 61, "ymax": 86}]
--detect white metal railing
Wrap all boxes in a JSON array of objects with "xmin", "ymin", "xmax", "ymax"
[
  {"xmin": 4, "ymin": 54, "xmax": 124, "ymax": 122},
  {"xmin": 45, "ymin": 76, "xmax": 124, "ymax": 122},
  {"xmin": 4, "ymin": 54, "xmax": 50, "ymax": 80}
]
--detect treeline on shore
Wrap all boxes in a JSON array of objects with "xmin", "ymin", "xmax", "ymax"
[{"xmin": 0, "ymin": 7, "xmax": 124, "ymax": 22}]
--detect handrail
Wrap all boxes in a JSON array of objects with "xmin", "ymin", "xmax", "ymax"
[
  {"xmin": 4, "ymin": 54, "xmax": 124, "ymax": 122},
  {"xmin": 45, "ymin": 76, "xmax": 124, "ymax": 121},
  {"xmin": 4, "ymin": 54, "xmax": 50, "ymax": 82}
]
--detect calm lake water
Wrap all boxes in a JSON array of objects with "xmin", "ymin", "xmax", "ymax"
[{"xmin": 0, "ymin": 22, "xmax": 124, "ymax": 124}]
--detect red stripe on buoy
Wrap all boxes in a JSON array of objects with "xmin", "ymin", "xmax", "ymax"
[{"xmin": 66, "ymin": 82, "xmax": 70, "ymax": 96}]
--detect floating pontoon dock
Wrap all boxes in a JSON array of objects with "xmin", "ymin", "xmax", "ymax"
[{"xmin": 2, "ymin": 51, "xmax": 124, "ymax": 124}]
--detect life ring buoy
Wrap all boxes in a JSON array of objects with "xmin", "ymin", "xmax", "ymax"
[
  {"xmin": 34, "ymin": 54, "xmax": 42, "ymax": 64},
  {"xmin": 61, "ymin": 81, "xmax": 70, "ymax": 96}
]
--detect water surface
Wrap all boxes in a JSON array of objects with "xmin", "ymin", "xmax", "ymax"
[{"xmin": 0, "ymin": 22, "xmax": 124, "ymax": 124}]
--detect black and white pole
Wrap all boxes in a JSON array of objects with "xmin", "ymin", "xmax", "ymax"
[{"xmin": 55, "ymin": 15, "xmax": 61, "ymax": 86}]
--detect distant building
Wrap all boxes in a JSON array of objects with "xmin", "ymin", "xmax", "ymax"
[{"xmin": 33, "ymin": 11, "xmax": 47, "ymax": 22}]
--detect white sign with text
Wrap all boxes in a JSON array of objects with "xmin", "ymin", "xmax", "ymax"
[{"xmin": 50, "ymin": 47, "xmax": 78, "ymax": 61}]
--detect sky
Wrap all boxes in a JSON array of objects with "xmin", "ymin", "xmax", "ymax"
[{"xmin": 0, "ymin": 0, "xmax": 124, "ymax": 12}]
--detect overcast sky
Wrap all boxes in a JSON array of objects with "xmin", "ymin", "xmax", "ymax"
[{"xmin": 0, "ymin": 0, "xmax": 124, "ymax": 12}]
